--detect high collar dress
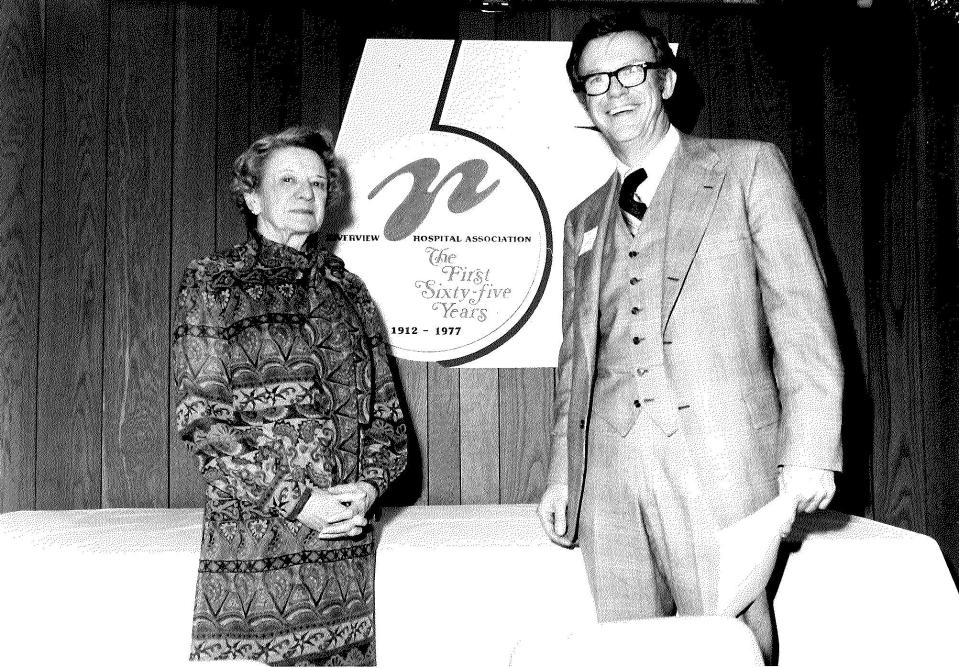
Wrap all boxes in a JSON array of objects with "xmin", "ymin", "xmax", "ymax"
[{"xmin": 173, "ymin": 234, "xmax": 408, "ymax": 666}]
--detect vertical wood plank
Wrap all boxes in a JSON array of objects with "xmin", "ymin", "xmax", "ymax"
[
  {"xmin": 920, "ymin": 3, "xmax": 959, "ymax": 579},
  {"xmin": 858, "ymin": 2, "xmax": 929, "ymax": 535},
  {"xmin": 459, "ymin": 368, "xmax": 499, "ymax": 504},
  {"xmin": 868, "ymin": 125, "xmax": 926, "ymax": 533},
  {"xmin": 36, "ymin": 0, "xmax": 108, "ymax": 511},
  {"xmin": 102, "ymin": 0, "xmax": 173, "ymax": 508},
  {"xmin": 909, "ymin": 12, "xmax": 942, "ymax": 545},
  {"xmin": 820, "ymin": 25, "xmax": 872, "ymax": 515},
  {"xmin": 169, "ymin": 1, "xmax": 218, "ymax": 509},
  {"xmin": 249, "ymin": 6, "xmax": 302, "ymax": 138},
  {"xmin": 388, "ymin": 357, "xmax": 427, "ymax": 506},
  {"xmin": 0, "ymin": 0, "xmax": 42, "ymax": 512},
  {"xmin": 499, "ymin": 368, "xmax": 553, "ymax": 503},
  {"xmin": 427, "ymin": 363, "xmax": 459, "ymax": 504},
  {"xmin": 301, "ymin": 9, "xmax": 342, "ymax": 138},
  {"xmin": 215, "ymin": 6, "xmax": 251, "ymax": 250}
]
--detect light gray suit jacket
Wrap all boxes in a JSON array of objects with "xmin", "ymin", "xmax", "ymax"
[{"xmin": 548, "ymin": 133, "xmax": 843, "ymax": 541}]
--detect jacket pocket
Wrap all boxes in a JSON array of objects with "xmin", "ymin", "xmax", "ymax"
[{"xmin": 742, "ymin": 384, "xmax": 780, "ymax": 430}]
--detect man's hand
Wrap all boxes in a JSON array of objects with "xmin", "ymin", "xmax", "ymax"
[
  {"xmin": 297, "ymin": 486, "xmax": 373, "ymax": 538},
  {"xmin": 538, "ymin": 483, "xmax": 573, "ymax": 547},
  {"xmin": 778, "ymin": 465, "xmax": 836, "ymax": 513}
]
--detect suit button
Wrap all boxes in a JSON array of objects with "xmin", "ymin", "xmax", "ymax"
[
  {"xmin": 579, "ymin": 419, "xmax": 585, "ymax": 429},
  {"xmin": 633, "ymin": 336, "xmax": 645, "ymax": 345},
  {"xmin": 633, "ymin": 399, "xmax": 641, "ymax": 408},
  {"xmin": 628, "ymin": 251, "xmax": 638, "ymax": 258},
  {"xmin": 637, "ymin": 368, "xmax": 648, "ymax": 376},
  {"xmin": 631, "ymin": 306, "xmax": 641, "ymax": 315},
  {"xmin": 630, "ymin": 277, "xmax": 640, "ymax": 285}
]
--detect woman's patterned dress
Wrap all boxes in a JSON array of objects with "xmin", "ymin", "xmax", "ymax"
[{"xmin": 173, "ymin": 235, "xmax": 407, "ymax": 666}]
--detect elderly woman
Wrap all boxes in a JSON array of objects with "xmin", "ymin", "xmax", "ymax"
[{"xmin": 173, "ymin": 125, "xmax": 407, "ymax": 666}]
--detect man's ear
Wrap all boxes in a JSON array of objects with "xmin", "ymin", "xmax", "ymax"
[
  {"xmin": 661, "ymin": 68, "xmax": 678, "ymax": 101},
  {"xmin": 243, "ymin": 191, "xmax": 260, "ymax": 216}
]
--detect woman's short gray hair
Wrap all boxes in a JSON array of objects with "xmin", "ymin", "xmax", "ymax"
[{"xmin": 230, "ymin": 125, "xmax": 342, "ymax": 234}]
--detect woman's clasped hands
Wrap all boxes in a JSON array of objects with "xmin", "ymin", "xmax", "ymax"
[{"xmin": 297, "ymin": 482, "xmax": 377, "ymax": 538}]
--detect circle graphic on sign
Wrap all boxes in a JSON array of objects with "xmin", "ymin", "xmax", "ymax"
[{"xmin": 332, "ymin": 130, "xmax": 549, "ymax": 364}]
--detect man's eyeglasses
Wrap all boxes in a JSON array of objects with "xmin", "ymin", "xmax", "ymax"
[{"xmin": 577, "ymin": 62, "xmax": 666, "ymax": 96}]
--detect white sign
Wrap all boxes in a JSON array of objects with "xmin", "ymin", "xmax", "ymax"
[{"xmin": 334, "ymin": 40, "xmax": 615, "ymax": 367}]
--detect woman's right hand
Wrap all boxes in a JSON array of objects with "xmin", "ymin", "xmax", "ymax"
[{"xmin": 296, "ymin": 489, "xmax": 368, "ymax": 538}]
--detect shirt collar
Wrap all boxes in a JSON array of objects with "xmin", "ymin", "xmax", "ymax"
[
  {"xmin": 615, "ymin": 124, "xmax": 680, "ymax": 203},
  {"xmin": 243, "ymin": 232, "xmax": 343, "ymax": 278}
]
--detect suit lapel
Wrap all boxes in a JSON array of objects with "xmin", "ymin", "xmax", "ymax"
[
  {"xmin": 661, "ymin": 135, "xmax": 726, "ymax": 329},
  {"xmin": 575, "ymin": 171, "xmax": 619, "ymax": 380}
]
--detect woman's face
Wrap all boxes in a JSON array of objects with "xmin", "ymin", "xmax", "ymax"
[{"xmin": 244, "ymin": 146, "xmax": 328, "ymax": 249}]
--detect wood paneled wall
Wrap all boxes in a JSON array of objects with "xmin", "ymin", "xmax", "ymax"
[{"xmin": 2, "ymin": 0, "xmax": 957, "ymax": 573}]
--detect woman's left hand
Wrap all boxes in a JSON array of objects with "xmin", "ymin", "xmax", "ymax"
[{"xmin": 324, "ymin": 481, "xmax": 378, "ymax": 530}]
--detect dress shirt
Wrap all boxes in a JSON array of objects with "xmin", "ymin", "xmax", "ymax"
[{"xmin": 616, "ymin": 124, "xmax": 680, "ymax": 208}]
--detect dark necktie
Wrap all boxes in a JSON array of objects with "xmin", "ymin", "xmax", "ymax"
[{"xmin": 619, "ymin": 168, "xmax": 648, "ymax": 221}]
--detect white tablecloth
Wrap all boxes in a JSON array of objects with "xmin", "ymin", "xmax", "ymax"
[
  {"xmin": 774, "ymin": 510, "xmax": 959, "ymax": 665},
  {"xmin": 374, "ymin": 505, "xmax": 596, "ymax": 667},
  {"xmin": 1, "ymin": 505, "xmax": 957, "ymax": 666}
]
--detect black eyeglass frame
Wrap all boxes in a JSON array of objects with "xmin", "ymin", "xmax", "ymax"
[{"xmin": 576, "ymin": 61, "xmax": 667, "ymax": 96}]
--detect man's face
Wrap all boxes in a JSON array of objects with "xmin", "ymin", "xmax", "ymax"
[{"xmin": 577, "ymin": 31, "xmax": 675, "ymax": 150}]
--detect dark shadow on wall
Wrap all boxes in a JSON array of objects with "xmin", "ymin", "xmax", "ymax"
[
  {"xmin": 818, "ymin": 242, "xmax": 872, "ymax": 517},
  {"xmin": 319, "ymin": 153, "xmax": 355, "ymax": 254},
  {"xmin": 665, "ymin": 54, "xmax": 705, "ymax": 134},
  {"xmin": 378, "ymin": 352, "xmax": 426, "ymax": 508}
]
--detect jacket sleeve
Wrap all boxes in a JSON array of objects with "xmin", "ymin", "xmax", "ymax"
[
  {"xmin": 547, "ymin": 209, "xmax": 581, "ymax": 486},
  {"xmin": 746, "ymin": 143, "xmax": 844, "ymax": 471},
  {"xmin": 173, "ymin": 261, "xmax": 314, "ymax": 519},
  {"xmin": 343, "ymin": 272, "xmax": 408, "ymax": 497}
]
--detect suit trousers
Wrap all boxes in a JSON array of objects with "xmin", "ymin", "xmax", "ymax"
[
  {"xmin": 578, "ymin": 408, "xmax": 721, "ymax": 618},
  {"xmin": 578, "ymin": 408, "xmax": 775, "ymax": 660}
]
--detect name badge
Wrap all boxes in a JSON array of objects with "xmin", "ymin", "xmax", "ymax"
[{"xmin": 579, "ymin": 227, "xmax": 597, "ymax": 256}]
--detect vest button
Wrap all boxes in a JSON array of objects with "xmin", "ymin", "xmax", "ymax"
[
  {"xmin": 579, "ymin": 419, "xmax": 586, "ymax": 429},
  {"xmin": 630, "ymin": 277, "xmax": 640, "ymax": 285},
  {"xmin": 632, "ymin": 336, "xmax": 640, "ymax": 344},
  {"xmin": 633, "ymin": 399, "xmax": 641, "ymax": 408},
  {"xmin": 637, "ymin": 368, "xmax": 648, "ymax": 376},
  {"xmin": 631, "ymin": 306, "xmax": 641, "ymax": 315},
  {"xmin": 629, "ymin": 251, "xmax": 638, "ymax": 258}
]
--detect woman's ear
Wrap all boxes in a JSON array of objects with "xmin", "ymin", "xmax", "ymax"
[{"xmin": 243, "ymin": 191, "xmax": 260, "ymax": 216}]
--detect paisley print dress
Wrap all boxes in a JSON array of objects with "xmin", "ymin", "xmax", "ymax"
[{"xmin": 173, "ymin": 235, "xmax": 407, "ymax": 666}]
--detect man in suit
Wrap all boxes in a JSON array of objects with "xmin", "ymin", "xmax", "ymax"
[{"xmin": 536, "ymin": 14, "xmax": 843, "ymax": 660}]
